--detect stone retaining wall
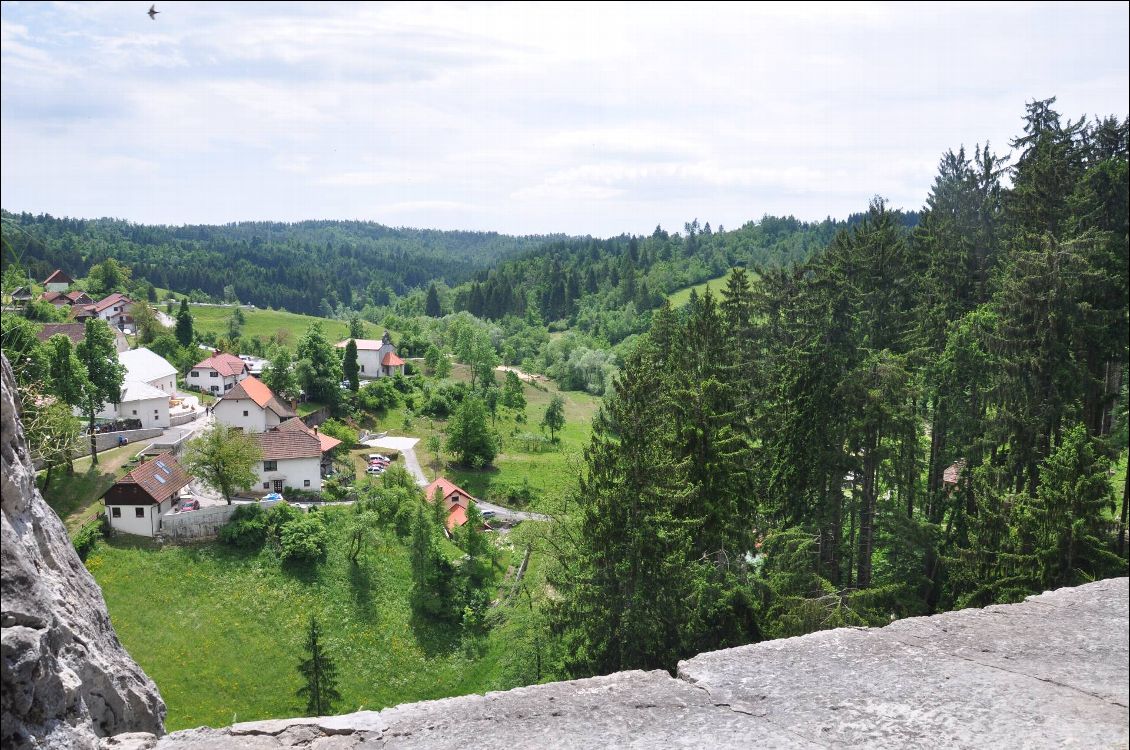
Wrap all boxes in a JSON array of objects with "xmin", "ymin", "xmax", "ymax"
[
  {"xmin": 73, "ymin": 428, "xmax": 166, "ymax": 458},
  {"xmin": 158, "ymin": 500, "xmax": 282, "ymax": 541}
]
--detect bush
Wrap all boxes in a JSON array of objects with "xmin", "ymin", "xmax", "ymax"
[
  {"xmin": 279, "ymin": 514, "xmax": 328, "ymax": 564},
  {"xmin": 218, "ymin": 504, "xmax": 269, "ymax": 549},
  {"xmin": 488, "ymin": 477, "xmax": 538, "ymax": 509},
  {"xmin": 73, "ymin": 517, "xmax": 106, "ymax": 561},
  {"xmin": 266, "ymin": 501, "xmax": 304, "ymax": 538}
]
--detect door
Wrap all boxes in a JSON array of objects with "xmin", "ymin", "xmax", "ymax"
[{"xmin": 273, "ymin": 480, "xmax": 284, "ymax": 492}]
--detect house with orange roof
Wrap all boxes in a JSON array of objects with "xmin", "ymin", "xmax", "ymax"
[
  {"xmin": 253, "ymin": 419, "xmax": 342, "ymax": 493},
  {"xmin": 423, "ymin": 477, "xmax": 477, "ymax": 534},
  {"xmin": 213, "ymin": 376, "xmax": 296, "ymax": 433},
  {"xmin": 335, "ymin": 330, "xmax": 405, "ymax": 379},
  {"xmin": 188, "ymin": 352, "xmax": 250, "ymax": 395}
]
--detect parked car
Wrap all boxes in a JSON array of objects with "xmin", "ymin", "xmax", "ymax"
[
  {"xmin": 177, "ymin": 498, "xmax": 200, "ymax": 512},
  {"xmin": 365, "ymin": 465, "xmax": 385, "ymax": 476},
  {"xmin": 481, "ymin": 510, "xmax": 496, "ymax": 519},
  {"xmin": 369, "ymin": 457, "xmax": 390, "ymax": 466},
  {"xmin": 367, "ymin": 454, "xmax": 389, "ymax": 462}
]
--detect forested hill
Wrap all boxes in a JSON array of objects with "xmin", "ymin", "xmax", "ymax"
[
  {"xmin": 0, "ymin": 215, "xmax": 563, "ymax": 315},
  {"xmin": 0, "ymin": 208, "xmax": 917, "ymax": 322},
  {"xmin": 452, "ymin": 212, "xmax": 921, "ymax": 323}
]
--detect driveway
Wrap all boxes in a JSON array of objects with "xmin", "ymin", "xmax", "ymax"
[
  {"xmin": 475, "ymin": 499, "xmax": 550, "ymax": 524},
  {"xmin": 363, "ymin": 435, "xmax": 426, "ymax": 485}
]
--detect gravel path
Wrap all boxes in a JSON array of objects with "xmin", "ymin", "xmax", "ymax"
[{"xmin": 363, "ymin": 435, "xmax": 427, "ymax": 485}]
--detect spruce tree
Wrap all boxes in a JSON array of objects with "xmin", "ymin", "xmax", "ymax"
[
  {"xmin": 295, "ymin": 617, "xmax": 342, "ymax": 716},
  {"xmin": 343, "ymin": 339, "xmax": 360, "ymax": 392}
]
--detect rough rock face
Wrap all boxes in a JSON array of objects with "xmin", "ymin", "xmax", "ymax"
[
  {"xmin": 113, "ymin": 577, "xmax": 1127, "ymax": 749},
  {"xmin": 1, "ymin": 356, "xmax": 166, "ymax": 749}
]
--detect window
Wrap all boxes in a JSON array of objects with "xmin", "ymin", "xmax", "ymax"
[
  {"xmin": 210, "ymin": 371, "xmax": 218, "ymax": 378},
  {"xmin": 190, "ymin": 371, "xmax": 199, "ymax": 378},
  {"xmin": 135, "ymin": 507, "xmax": 145, "ymax": 518},
  {"xmin": 211, "ymin": 385, "xmax": 219, "ymax": 392},
  {"xmin": 154, "ymin": 410, "xmax": 159, "ymax": 416},
  {"xmin": 243, "ymin": 410, "xmax": 249, "ymax": 417},
  {"xmin": 225, "ymin": 383, "xmax": 233, "ymax": 390},
  {"xmin": 304, "ymin": 480, "xmax": 311, "ymax": 487},
  {"xmin": 361, "ymin": 365, "xmax": 365, "ymax": 372},
  {"xmin": 263, "ymin": 482, "xmax": 270, "ymax": 489},
  {"xmin": 111, "ymin": 507, "xmax": 121, "ymax": 518},
  {"xmin": 132, "ymin": 410, "xmax": 137, "ymax": 415},
  {"xmin": 264, "ymin": 460, "xmax": 278, "ymax": 471}
]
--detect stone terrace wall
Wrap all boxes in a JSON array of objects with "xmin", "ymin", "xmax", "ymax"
[
  {"xmin": 158, "ymin": 500, "xmax": 282, "ymax": 541},
  {"xmin": 106, "ymin": 577, "xmax": 1128, "ymax": 750}
]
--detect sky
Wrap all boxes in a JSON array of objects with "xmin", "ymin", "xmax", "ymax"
[{"xmin": 1, "ymin": 2, "xmax": 1128, "ymax": 237}]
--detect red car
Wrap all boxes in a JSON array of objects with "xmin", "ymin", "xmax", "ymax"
[{"xmin": 177, "ymin": 498, "xmax": 200, "ymax": 512}]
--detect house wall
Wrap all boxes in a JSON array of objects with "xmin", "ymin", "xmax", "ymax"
[
  {"xmin": 147, "ymin": 374, "xmax": 177, "ymax": 395},
  {"xmin": 45, "ymin": 281, "xmax": 69, "ymax": 293},
  {"xmin": 118, "ymin": 396, "xmax": 171, "ymax": 429},
  {"xmin": 213, "ymin": 398, "xmax": 268, "ymax": 432},
  {"xmin": 357, "ymin": 349, "xmax": 382, "ymax": 378},
  {"xmin": 107, "ymin": 497, "xmax": 173, "ymax": 537},
  {"xmin": 187, "ymin": 367, "xmax": 244, "ymax": 394},
  {"xmin": 255, "ymin": 456, "xmax": 322, "ymax": 492},
  {"xmin": 98, "ymin": 302, "xmax": 133, "ymax": 330}
]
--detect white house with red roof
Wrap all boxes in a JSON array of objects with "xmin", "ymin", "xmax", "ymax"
[
  {"xmin": 252, "ymin": 418, "xmax": 342, "ymax": 493},
  {"xmin": 102, "ymin": 453, "xmax": 192, "ymax": 537},
  {"xmin": 91, "ymin": 293, "xmax": 134, "ymax": 331},
  {"xmin": 423, "ymin": 477, "xmax": 477, "ymax": 534},
  {"xmin": 188, "ymin": 352, "xmax": 250, "ymax": 394},
  {"xmin": 43, "ymin": 269, "xmax": 73, "ymax": 293},
  {"xmin": 213, "ymin": 376, "xmax": 297, "ymax": 433},
  {"xmin": 336, "ymin": 330, "xmax": 405, "ymax": 379}
]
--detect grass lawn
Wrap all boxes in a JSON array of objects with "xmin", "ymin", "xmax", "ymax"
[
  {"xmin": 665, "ymin": 272, "xmax": 734, "ymax": 307},
  {"xmin": 86, "ymin": 507, "xmax": 522, "ymax": 731},
  {"xmin": 40, "ymin": 443, "xmax": 141, "ymax": 534},
  {"xmin": 188, "ymin": 305, "xmax": 372, "ymax": 348}
]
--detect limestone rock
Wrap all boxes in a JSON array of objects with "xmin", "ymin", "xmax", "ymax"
[{"xmin": 1, "ymin": 355, "xmax": 166, "ymax": 749}]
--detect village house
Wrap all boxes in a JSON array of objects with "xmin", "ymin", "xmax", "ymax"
[
  {"xmin": 188, "ymin": 352, "xmax": 250, "ymax": 394},
  {"xmin": 90, "ymin": 292, "xmax": 134, "ymax": 331},
  {"xmin": 9, "ymin": 286, "xmax": 33, "ymax": 305},
  {"xmin": 43, "ymin": 290, "xmax": 94, "ymax": 308},
  {"xmin": 252, "ymin": 419, "xmax": 341, "ymax": 493},
  {"xmin": 43, "ymin": 269, "xmax": 73, "ymax": 293},
  {"xmin": 35, "ymin": 322, "xmax": 129, "ymax": 354},
  {"xmin": 213, "ymin": 376, "xmax": 296, "ymax": 433},
  {"xmin": 87, "ymin": 348, "xmax": 177, "ymax": 428},
  {"xmin": 423, "ymin": 477, "xmax": 478, "ymax": 534},
  {"xmin": 335, "ymin": 331, "xmax": 405, "ymax": 379},
  {"xmin": 102, "ymin": 453, "xmax": 191, "ymax": 537},
  {"xmin": 119, "ymin": 347, "xmax": 178, "ymax": 394}
]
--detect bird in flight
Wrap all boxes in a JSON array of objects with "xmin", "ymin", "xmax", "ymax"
[{"xmin": 148, "ymin": 4, "xmax": 159, "ymax": 20}]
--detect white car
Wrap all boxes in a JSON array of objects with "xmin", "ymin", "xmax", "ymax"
[{"xmin": 365, "ymin": 465, "xmax": 385, "ymax": 476}]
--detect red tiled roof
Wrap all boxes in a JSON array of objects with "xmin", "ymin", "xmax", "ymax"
[
  {"xmin": 106, "ymin": 453, "xmax": 191, "ymax": 504},
  {"xmin": 276, "ymin": 417, "xmax": 342, "ymax": 453},
  {"xmin": 193, "ymin": 352, "xmax": 248, "ymax": 378},
  {"xmin": 93, "ymin": 293, "xmax": 132, "ymax": 313},
  {"xmin": 254, "ymin": 429, "xmax": 322, "ymax": 461},
  {"xmin": 221, "ymin": 376, "xmax": 296, "ymax": 418},
  {"xmin": 44, "ymin": 269, "xmax": 72, "ymax": 284},
  {"xmin": 446, "ymin": 504, "xmax": 468, "ymax": 531},
  {"xmin": 943, "ymin": 460, "xmax": 965, "ymax": 486},
  {"xmin": 42, "ymin": 291, "xmax": 66, "ymax": 304},
  {"xmin": 381, "ymin": 352, "xmax": 405, "ymax": 367}
]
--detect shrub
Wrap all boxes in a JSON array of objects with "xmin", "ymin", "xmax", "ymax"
[
  {"xmin": 73, "ymin": 517, "xmax": 106, "ymax": 561},
  {"xmin": 265, "ymin": 501, "xmax": 304, "ymax": 537},
  {"xmin": 279, "ymin": 514, "xmax": 328, "ymax": 564},
  {"xmin": 218, "ymin": 504, "xmax": 269, "ymax": 549}
]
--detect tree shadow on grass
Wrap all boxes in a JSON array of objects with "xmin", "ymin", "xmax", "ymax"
[
  {"xmin": 348, "ymin": 560, "xmax": 378, "ymax": 619},
  {"xmin": 408, "ymin": 606, "xmax": 461, "ymax": 659}
]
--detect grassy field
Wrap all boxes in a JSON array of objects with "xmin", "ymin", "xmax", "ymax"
[
  {"xmin": 187, "ymin": 305, "xmax": 375, "ymax": 348},
  {"xmin": 86, "ymin": 508, "xmax": 528, "ymax": 731},
  {"xmin": 358, "ymin": 364, "xmax": 600, "ymax": 510},
  {"xmin": 665, "ymin": 272, "xmax": 734, "ymax": 307}
]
